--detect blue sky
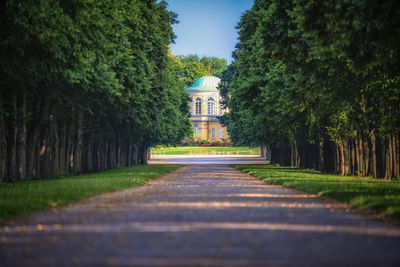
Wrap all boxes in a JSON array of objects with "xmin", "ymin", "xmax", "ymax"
[{"xmin": 165, "ymin": 0, "xmax": 254, "ymax": 64}]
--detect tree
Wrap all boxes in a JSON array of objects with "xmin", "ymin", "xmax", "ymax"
[
  {"xmin": 180, "ymin": 61, "xmax": 208, "ymax": 88},
  {"xmin": 0, "ymin": 0, "xmax": 191, "ymax": 180},
  {"xmin": 200, "ymin": 57, "xmax": 228, "ymax": 77},
  {"xmin": 176, "ymin": 54, "xmax": 227, "ymax": 87},
  {"xmin": 226, "ymin": 0, "xmax": 399, "ymax": 178}
]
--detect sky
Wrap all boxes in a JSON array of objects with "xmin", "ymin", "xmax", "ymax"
[{"xmin": 165, "ymin": 0, "xmax": 254, "ymax": 64}]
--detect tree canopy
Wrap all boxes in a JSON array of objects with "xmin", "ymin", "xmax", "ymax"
[
  {"xmin": 0, "ymin": 0, "xmax": 191, "ymax": 180},
  {"xmin": 225, "ymin": 0, "xmax": 400, "ymax": 178},
  {"xmin": 176, "ymin": 54, "xmax": 227, "ymax": 87}
]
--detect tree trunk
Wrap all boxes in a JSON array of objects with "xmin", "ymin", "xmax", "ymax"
[
  {"xmin": 8, "ymin": 93, "xmax": 18, "ymax": 179},
  {"xmin": 385, "ymin": 135, "xmax": 392, "ymax": 179},
  {"xmin": 147, "ymin": 147, "xmax": 151, "ymax": 161},
  {"xmin": 134, "ymin": 145, "xmax": 138, "ymax": 165},
  {"xmin": 87, "ymin": 140, "xmax": 93, "ymax": 173},
  {"xmin": 0, "ymin": 103, "xmax": 7, "ymax": 180},
  {"xmin": 118, "ymin": 138, "xmax": 122, "ymax": 167},
  {"xmin": 34, "ymin": 128, "xmax": 41, "ymax": 178},
  {"xmin": 109, "ymin": 139, "xmax": 114, "ymax": 168},
  {"xmin": 358, "ymin": 136, "xmax": 364, "ymax": 176},
  {"xmin": 127, "ymin": 142, "xmax": 131, "ymax": 166},
  {"xmin": 50, "ymin": 114, "xmax": 60, "ymax": 175},
  {"xmin": 355, "ymin": 134, "xmax": 360, "ymax": 176},
  {"xmin": 266, "ymin": 146, "xmax": 271, "ymax": 162},
  {"xmin": 140, "ymin": 146, "xmax": 148, "ymax": 165},
  {"xmin": 39, "ymin": 126, "xmax": 50, "ymax": 178},
  {"xmin": 120, "ymin": 140, "xmax": 124, "ymax": 167},
  {"xmin": 122, "ymin": 141, "xmax": 127, "ymax": 166},
  {"xmin": 339, "ymin": 138, "xmax": 345, "ymax": 176},
  {"xmin": 318, "ymin": 138, "xmax": 324, "ymax": 171},
  {"xmin": 395, "ymin": 135, "xmax": 399, "ymax": 178},
  {"xmin": 95, "ymin": 140, "xmax": 101, "ymax": 171},
  {"xmin": 67, "ymin": 132, "xmax": 73, "ymax": 172},
  {"xmin": 128, "ymin": 141, "xmax": 132, "ymax": 166},
  {"xmin": 363, "ymin": 136, "xmax": 370, "ymax": 176},
  {"xmin": 350, "ymin": 141, "xmax": 355, "ymax": 175},
  {"xmin": 270, "ymin": 145, "xmax": 275, "ymax": 164},
  {"xmin": 59, "ymin": 125, "xmax": 67, "ymax": 172},
  {"xmin": 73, "ymin": 109, "xmax": 83, "ymax": 174},
  {"xmin": 377, "ymin": 137, "xmax": 384, "ymax": 178},
  {"xmin": 370, "ymin": 129, "xmax": 377, "ymax": 178},
  {"xmin": 290, "ymin": 145, "xmax": 294, "ymax": 167},
  {"xmin": 115, "ymin": 139, "xmax": 119, "ymax": 167},
  {"xmin": 16, "ymin": 90, "xmax": 27, "ymax": 180},
  {"xmin": 380, "ymin": 137, "xmax": 386, "ymax": 178},
  {"xmin": 67, "ymin": 113, "xmax": 75, "ymax": 173},
  {"xmin": 343, "ymin": 138, "xmax": 350, "ymax": 175},
  {"xmin": 103, "ymin": 139, "xmax": 108, "ymax": 170},
  {"xmin": 335, "ymin": 143, "xmax": 340, "ymax": 174},
  {"xmin": 26, "ymin": 122, "xmax": 39, "ymax": 177},
  {"xmin": 392, "ymin": 135, "xmax": 397, "ymax": 178}
]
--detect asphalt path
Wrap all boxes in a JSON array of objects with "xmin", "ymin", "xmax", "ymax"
[{"xmin": 1, "ymin": 156, "xmax": 400, "ymax": 266}]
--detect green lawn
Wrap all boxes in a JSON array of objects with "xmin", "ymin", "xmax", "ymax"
[
  {"xmin": 0, "ymin": 164, "xmax": 182, "ymax": 224},
  {"xmin": 233, "ymin": 164, "xmax": 400, "ymax": 220},
  {"xmin": 152, "ymin": 146, "xmax": 261, "ymax": 155}
]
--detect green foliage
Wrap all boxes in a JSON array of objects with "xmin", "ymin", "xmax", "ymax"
[
  {"xmin": 201, "ymin": 139, "xmax": 211, "ymax": 145},
  {"xmin": 225, "ymin": 0, "xmax": 400, "ymax": 177},
  {"xmin": 0, "ymin": 165, "xmax": 183, "ymax": 223},
  {"xmin": 199, "ymin": 56, "xmax": 228, "ymax": 77},
  {"xmin": 234, "ymin": 165, "xmax": 400, "ymax": 220},
  {"xmin": 177, "ymin": 54, "xmax": 227, "ymax": 87},
  {"xmin": 0, "ymin": 0, "xmax": 192, "ymax": 181},
  {"xmin": 180, "ymin": 61, "xmax": 208, "ymax": 88}
]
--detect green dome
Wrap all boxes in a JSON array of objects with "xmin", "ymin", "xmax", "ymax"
[{"xmin": 185, "ymin": 76, "xmax": 221, "ymax": 92}]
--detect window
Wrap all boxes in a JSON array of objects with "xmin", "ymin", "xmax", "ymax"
[
  {"xmin": 195, "ymin": 98, "xmax": 202, "ymax": 115},
  {"xmin": 211, "ymin": 128, "xmax": 215, "ymax": 139},
  {"xmin": 207, "ymin": 98, "xmax": 215, "ymax": 115},
  {"xmin": 220, "ymin": 128, "xmax": 224, "ymax": 140},
  {"xmin": 194, "ymin": 123, "xmax": 199, "ymax": 135}
]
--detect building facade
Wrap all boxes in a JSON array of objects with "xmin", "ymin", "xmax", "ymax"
[{"xmin": 185, "ymin": 75, "xmax": 229, "ymax": 141}]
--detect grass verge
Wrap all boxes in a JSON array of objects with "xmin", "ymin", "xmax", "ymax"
[
  {"xmin": 233, "ymin": 164, "xmax": 400, "ymax": 220},
  {"xmin": 152, "ymin": 146, "xmax": 260, "ymax": 155},
  {"xmin": 0, "ymin": 164, "xmax": 183, "ymax": 224}
]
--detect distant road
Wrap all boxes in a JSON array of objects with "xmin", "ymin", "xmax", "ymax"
[{"xmin": 149, "ymin": 154, "xmax": 269, "ymax": 165}]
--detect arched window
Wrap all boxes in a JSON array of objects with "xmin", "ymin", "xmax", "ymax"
[
  {"xmin": 207, "ymin": 98, "xmax": 215, "ymax": 115},
  {"xmin": 195, "ymin": 98, "xmax": 202, "ymax": 115}
]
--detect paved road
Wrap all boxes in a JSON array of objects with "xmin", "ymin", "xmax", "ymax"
[
  {"xmin": 1, "ymin": 162, "xmax": 400, "ymax": 266},
  {"xmin": 149, "ymin": 154, "xmax": 268, "ymax": 165}
]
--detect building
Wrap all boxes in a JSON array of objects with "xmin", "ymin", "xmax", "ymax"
[{"xmin": 185, "ymin": 75, "xmax": 229, "ymax": 141}]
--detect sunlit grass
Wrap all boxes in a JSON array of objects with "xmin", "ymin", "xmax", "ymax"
[
  {"xmin": 233, "ymin": 165, "xmax": 400, "ymax": 220},
  {"xmin": 0, "ymin": 165, "xmax": 183, "ymax": 224},
  {"xmin": 152, "ymin": 146, "xmax": 261, "ymax": 155}
]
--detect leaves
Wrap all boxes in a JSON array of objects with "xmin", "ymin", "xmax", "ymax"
[
  {"xmin": 0, "ymin": 0, "xmax": 191, "ymax": 161},
  {"xmin": 225, "ymin": 0, "xmax": 400, "ymax": 177},
  {"xmin": 176, "ymin": 54, "xmax": 228, "ymax": 87}
]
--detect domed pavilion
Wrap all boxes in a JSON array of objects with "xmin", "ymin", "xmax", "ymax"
[{"xmin": 185, "ymin": 75, "xmax": 229, "ymax": 141}]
